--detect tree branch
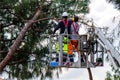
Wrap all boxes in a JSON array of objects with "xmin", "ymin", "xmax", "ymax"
[
  {"xmin": 10, "ymin": 58, "xmax": 26, "ymax": 65},
  {"xmin": 33, "ymin": 17, "xmax": 54, "ymax": 23},
  {"xmin": 0, "ymin": 7, "xmax": 41, "ymax": 71},
  {"xmin": 36, "ymin": 0, "xmax": 41, "ymax": 10},
  {"xmin": 0, "ymin": 51, "xmax": 8, "ymax": 54}
]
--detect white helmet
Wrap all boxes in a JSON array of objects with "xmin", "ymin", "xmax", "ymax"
[{"xmin": 62, "ymin": 12, "xmax": 68, "ymax": 16}]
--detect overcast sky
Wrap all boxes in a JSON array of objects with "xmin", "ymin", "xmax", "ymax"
[
  {"xmin": 87, "ymin": 0, "xmax": 120, "ymax": 29},
  {"xmin": 52, "ymin": 0, "xmax": 120, "ymax": 80}
]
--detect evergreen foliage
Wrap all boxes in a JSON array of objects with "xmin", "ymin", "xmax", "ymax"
[{"xmin": 0, "ymin": 0, "xmax": 89, "ymax": 79}]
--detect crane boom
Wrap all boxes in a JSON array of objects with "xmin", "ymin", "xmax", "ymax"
[{"xmin": 94, "ymin": 28, "xmax": 120, "ymax": 70}]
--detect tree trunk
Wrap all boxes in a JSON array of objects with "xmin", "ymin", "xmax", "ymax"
[
  {"xmin": 0, "ymin": 9, "xmax": 41, "ymax": 71},
  {"xmin": 87, "ymin": 68, "xmax": 93, "ymax": 80},
  {"xmin": 82, "ymin": 52, "xmax": 93, "ymax": 80}
]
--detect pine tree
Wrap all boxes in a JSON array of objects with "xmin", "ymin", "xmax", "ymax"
[{"xmin": 0, "ymin": 0, "xmax": 89, "ymax": 79}]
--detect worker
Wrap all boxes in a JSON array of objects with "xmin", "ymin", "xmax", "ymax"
[
  {"xmin": 53, "ymin": 12, "xmax": 72, "ymax": 34},
  {"xmin": 53, "ymin": 12, "xmax": 74, "ymax": 64},
  {"xmin": 55, "ymin": 37, "xmax": 70, "ymax": 62},
  {"xmin": 68, "ymin": 16, "xmax": 80, "ymax": 55}
]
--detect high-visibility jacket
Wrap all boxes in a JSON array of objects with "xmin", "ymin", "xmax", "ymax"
[
  {"xmin": 56, "ymin": 42, "xmax": 68, "ymax": 54},
  {"xmin": 56, "ymin": 37, "xmax": 69, "ymax": 54},
  {"xmin": 55, "ymin": 37, "xmax": 75, "ymax": 55}
]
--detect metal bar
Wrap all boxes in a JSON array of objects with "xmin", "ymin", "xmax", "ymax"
[
  {"xmin": 79, "ymin": 52, "xmax": 81, "ymax": 67},
  {"xmin": 90, "ymin": 52, "xmax": 94, "ymax": 63},
  {"xmin": 59, "ymin": 35, "xmax": 63, "ymax": 66},
  {"xmin": 86, "ymin": 52, "xmax": 89, "ymax": 68},
  {"xmin": 95, "ymin": 28, "xmax": 120, "ymax": 69},
  {"xmin": 101, "ymin": 46, "xmax": 104, "ymax": 65},
  {"xmin": 49, "ymin": 35, "xmax": 52, "ymax": 61}
]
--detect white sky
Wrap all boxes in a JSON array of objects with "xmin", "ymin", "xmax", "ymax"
[
  {"xmin": 52, "ymin": 0, "xmax": 120, "ymax": 80},
  {"xmin": 87, "ymin": 0, "xmax": 120, "ymax": 29}
]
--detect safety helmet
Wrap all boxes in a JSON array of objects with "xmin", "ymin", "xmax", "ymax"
[{"xmin": 62, "ymin": 12, "xmax": 68, "ymax": 17}]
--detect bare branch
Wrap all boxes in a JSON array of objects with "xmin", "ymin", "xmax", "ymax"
[
  {"xmin": 0, "ymin": 8, "xmax": 41, "ymax": 71},
  {"xmin": 33, "ymin": 17, "xmax": 54, "ymax": 23},
  {"xmin": 36, "ymin": 0, "xmax": 41, "ymax": 10},
  {"xmin": 10, "ymin": 58, "xmax": 26, "ymax": 65},
  {"xmin": 0, "ymin": 51, "xmax": 8, "ymax": 54}
]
